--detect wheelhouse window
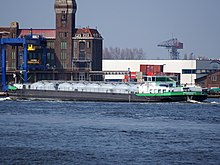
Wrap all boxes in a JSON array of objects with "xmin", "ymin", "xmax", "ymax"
[{"xmin": 148, "ymin": 77, "xmax": 152, "ymax": 81}]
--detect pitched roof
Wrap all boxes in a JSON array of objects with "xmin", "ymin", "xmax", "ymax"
[
  {"xmin": 19, "ymin": 29, "xmax": 56, "ymax": 39},
  {"xmin": 195, "ymin": 70, "xmax": 220, "ymax": 81}
]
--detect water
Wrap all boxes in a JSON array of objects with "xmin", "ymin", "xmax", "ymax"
[{"xmin": 0, "ymin": 99, "xmax": 220, "ymax": 165}]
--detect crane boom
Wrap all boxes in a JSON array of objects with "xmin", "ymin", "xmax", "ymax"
[{"xmin": 158, "ymin": 38, "xmax": 183, "ymax": 60}]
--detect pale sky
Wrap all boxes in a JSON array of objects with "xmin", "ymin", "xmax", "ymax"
[{"xmin": 1, "ymin": 0, "xmax": 220, "ymax": 59}]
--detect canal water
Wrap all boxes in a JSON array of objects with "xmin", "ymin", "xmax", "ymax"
[{"xmin": 0, "ymin": 98, "xmax": 220, "ymax": 164}]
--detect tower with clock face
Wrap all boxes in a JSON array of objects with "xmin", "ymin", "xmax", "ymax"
[{"xmin": 54, "ymin": 0, "xmax": 77, "ymax": 73}]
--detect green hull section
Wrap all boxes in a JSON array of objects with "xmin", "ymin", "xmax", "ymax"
[
  {"xmin": 8, "ymin": 85, "xmax": 17, "ymax": 90},
  {"xmin": 136, "ymin": 91, "xmax": 206, "ymax": 97}
]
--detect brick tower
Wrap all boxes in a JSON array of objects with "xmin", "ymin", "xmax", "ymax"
[{"xmin": 54, "ymin": 0, "xmax": 77, "ymax": 71}]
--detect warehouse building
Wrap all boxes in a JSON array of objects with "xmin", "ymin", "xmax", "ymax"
[{"xmin": 102, "ymin": 60, "xmax": 220, "ymax": 85}]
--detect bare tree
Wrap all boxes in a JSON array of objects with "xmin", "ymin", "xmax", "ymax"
[{"xmin": 103, "ymin": 47, "xmax": 146, "ymax": 60}]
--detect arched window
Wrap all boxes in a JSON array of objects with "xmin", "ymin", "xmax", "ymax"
[
  {"xmin": 79, "ymin": 42, "xmax": 86, "ymax": 60},
  {"xmin": 79, "ymin": 42, "xmax": 85, "ymax": 51}
]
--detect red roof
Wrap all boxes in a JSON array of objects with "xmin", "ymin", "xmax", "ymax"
[
  {"xmin": 19, "ymin": 29, "xmax": 56, "ymax": 39},
  {"xmin": 74, "ymin": 28, "xmax": 102, "ymax": 38},
  {"xmin": 16, "ymin": 28, "xmax": 102, "ymax": 39}
]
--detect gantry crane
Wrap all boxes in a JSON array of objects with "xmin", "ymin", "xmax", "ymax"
[
  {"xmin": 158, "ymin": 38, "xmax": 183, "ymax": 60},
  {"xmin": 0, "ymin": 31, "xmax": 47, "ymax": 91}
]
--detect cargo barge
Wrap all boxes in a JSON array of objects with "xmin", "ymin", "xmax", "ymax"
[{"xmin": 8, "ymin": 76, "xmax": 207, "ymax": 102}]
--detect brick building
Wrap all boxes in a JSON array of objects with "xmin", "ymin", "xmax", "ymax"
[
  {"xmin": 0, "ymin": 0, "xmax": 103, "ymax": 84},
  {"xmin": 195, "ymin": 70, "xmax": 220, "ymax": 88}
]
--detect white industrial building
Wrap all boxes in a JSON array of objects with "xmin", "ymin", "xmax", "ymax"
[{"xmin": 102, "ymin": 60, "xmax": 220, "ymax": 85}]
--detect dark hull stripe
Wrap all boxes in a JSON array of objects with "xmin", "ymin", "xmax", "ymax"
[{"xmin": 9, "ymin": 90, "xmax": 207, "ymax": 102}]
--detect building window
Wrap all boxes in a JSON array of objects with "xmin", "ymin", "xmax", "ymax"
[
  {"xmin": 59, "ymin": 32, "xmax": 63, "ymax": 38},
  {"xmin": 11, "ymin": 51, "xmax": 16, "ymax": 60},
  {"xmin": 62, "ymin": 14, "xmax": 66, "ymax": 20},
  {"xmin": 196, "ymin": 70, "xmax": 201, "ymax": 74},
  {"xmin": 79, "ymin": 42, "xmax": 85, "ymax": 51},
  {"xmin": 83, "ymin": 33, "xmax": 90, "ymax": 37},
  {"xmin": 47, "ymin": 53, "xmax": 50, "ymax": 60},
  {"xmin": 75, "ymin": 34, "xmax": 81, "ymax": 37},
  {"xmin": 86, "ymin": 41, "xmax": 90, "ymax": 49},
  {"xmin": 47, "ymin": 41, "xmax": 54, "ymax": 49},
  {"xmin": 46, "ymin": 52, "xmax": 54, "ymax": 60},
  {"xmin": 79, "ymin": 73, "xmax": 85, "ymax": 81},
  {"xmin": 61, "ymin": 41, "xmax": 67, "ymax": 49},
  {"xmin": 61, "ymin": 11, "xmax": 67, "ymax": 24},
  {"xmin": 46, "ymin": 53, "xmax": 55, "ymax": 68},
  {"xmin": 59, "ymin": 32, "xmax": 68, "ymax": 38},
  {"xmin": 73, "ymin": 51, "xmax": 77, "ymax": 59},
  {"xmin": 51, "ymin": 53, "xmax": 54, "ymax": 60},
  {"xmin": 182, "ymin": 69, "xmax": 196, "ymax": 74},
  {"xmin": 79, "ymin": 52, "xmax": 85, "ymax": 60},
  {"xmin": 61, "ymin": 61, "xmax": 66, "ymax": 69},
  {"xmin": 64, "ymin": 32, "xmax": 68, "ymax": 37},
  {"xmin": 12, "ymin": 61, "xmax": 16, "ymax": 69},
  {"xmin": 211, "ymin": 75, "xmax": 217, "ymax": 82},
  {"xmin": 61, "ymin": 51, "xmax": 67, "ymax": 60},
  {"xmin": 74, "ymin": 41, "xmax": 77, "ymax": 49}
]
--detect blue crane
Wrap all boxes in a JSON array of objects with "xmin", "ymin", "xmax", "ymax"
[{"xmin": 0, "ymin": 31, "xmax": 47, "ymax": 91}]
